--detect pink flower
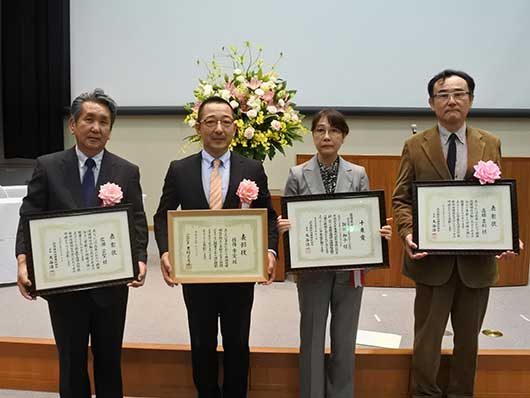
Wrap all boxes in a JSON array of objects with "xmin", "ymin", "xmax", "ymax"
[
  {"xmin": 473, "ymin": 160, "xmax": 501, "ymax": 184},
  {"xmin": 246, "ymin": 77, "xmax": 262, "ymax": 91},
  {"xmin": 98, "ymin": 183, "xmax": 123, "ymax": 207},
  {"xmin": 236, "ymin": 179, "xmax": 259, "ymax": 208},
  {"xmin": 262, "ymin": 90, "xmax": 274, "ymax": 104}
]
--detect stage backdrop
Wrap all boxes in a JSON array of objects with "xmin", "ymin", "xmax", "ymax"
[{"xmin": 70, "ymin": 0, "xmax": 530, "ymax": 110}]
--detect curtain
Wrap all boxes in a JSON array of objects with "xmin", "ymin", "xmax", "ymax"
[{"xmin": 1, "ymin": 0, "xmax": 69, "ymax": 159}]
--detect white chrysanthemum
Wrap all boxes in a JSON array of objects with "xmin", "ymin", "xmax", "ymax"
[
  {"xmin": 255, "ymin": 88, "xmax": 265, "ymax": 96},
  {"xmin": 230, "ymin": 100, "xmax": 239, "ymax": 109}
]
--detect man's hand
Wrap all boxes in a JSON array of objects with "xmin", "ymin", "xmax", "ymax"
[
  {"xmin": 17, "ymin": 254, "xmax": 35, "ymax": 300},
  {"xmin": 160, "ymin": 252, "xmax": 176, "ymax": 287},
  {"xmin": 261, "ymin": 251, "xmax": 277, "ymax": 285},
  {"xmin": 404, "ymin": 234, "xmax": 428, "ymax": 260},
  {"xmin": 128, "ymin": 261, "xmax": 147, "ymax": 288},
  {"xmin": 496, "ymin": 239, "xmax": 524, "ymax": 260},
  {"xmin": 380, "ymin": 225, "xmax": 392, "ymax": 240},
  {"xmin": 276, "ymin": 215, "xmax": 291, "ymax": 236}
]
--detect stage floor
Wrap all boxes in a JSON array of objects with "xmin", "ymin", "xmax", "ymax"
[
  {"xmin": 2, "ymin": 233, "xmax": 529, "ymax": 350},
  {"xmin": 1, "ymin": 233, "xmax": 530, "ymax": 397}
]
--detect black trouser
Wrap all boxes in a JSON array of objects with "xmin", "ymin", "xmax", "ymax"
[
  {"xmin": 183, "ymin": 283, "xmax": 254, "ymax": 398},
  {"xmin": 47, "ymin": 287, "xmax": 128, "ymax": 398}
]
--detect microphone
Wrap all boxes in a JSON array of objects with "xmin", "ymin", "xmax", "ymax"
[{"xmin": 410, "ymin": 124, "xmax": 417, "ymax": 135}]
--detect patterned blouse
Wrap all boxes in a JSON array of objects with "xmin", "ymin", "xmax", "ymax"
[{"xmin": 317, "ymin": 157, "xmax": 340, "ymax": 194}]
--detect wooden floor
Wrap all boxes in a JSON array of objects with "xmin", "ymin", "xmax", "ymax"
[{"xmin": 1, "ymin": 337, "xmax": 530, "ymax": 397}]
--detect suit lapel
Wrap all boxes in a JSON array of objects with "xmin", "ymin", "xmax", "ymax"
[
  {"xmin": 335, "ymin": 157, "xmax": 353, "ymax": 193},
  {"xmin": 63, "ymin": 147, "xmax": 84, "ymax": 208},
  {"xmin": 465, "ymin": 127, "xmax": 486, "ymax": 179},
  {"xmin": 96, "ymin": 150, "xmax": 118, "ymax": 205},
  {"xmin": 226, "ymin": 152, "xmax": 244, "ymax": 208},
  {"xmin": 421, "ymin": 127, "xmax": 451, "ymax": 179},
  {"xmin": 303, "ymin": 156, "xmax": 326, "ymax": 194},
  {"xmin": 191, "ymin": 152, "xmax": 210, "ymax": 209}
]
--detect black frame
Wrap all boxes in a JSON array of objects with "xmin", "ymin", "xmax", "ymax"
[
  {"xmin": 412, "ymin": 179, "xmax": 519, "ymax": 255},
  {"xmin": 23, "ymin": 204, "xmax": 138, "ymax": 296},
  {"xmin": 281, "ymin": 191, "xmax": 389, "ymax": 273}
]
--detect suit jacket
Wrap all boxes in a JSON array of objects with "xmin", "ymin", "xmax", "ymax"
[
  {"xmin": 284, "ymin": 155, "xmax": 369, "ymax": 196},
  {"xmin": 154, "ymin": 151, "xmax": 278, "ymax": 256},
  {"xmin": 16, "ymin": 147, "xmax": 148, "ymax": 300},
  {"xmin": 392, "ymin": 126, "xmax": 502, "ymax": 288}
]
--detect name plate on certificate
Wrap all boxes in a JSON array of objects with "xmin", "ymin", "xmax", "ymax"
[
  {"xmin": 412, "ymin": 180, "xmax": 519, "ymax": 254},
  {"xmin": 281, "ymin": 191, "xmax": 389, "ymax": 272},
  {"xmin": 24, "ymin": 205, "xmax": 138, "ymax": 296},
  {"xmin": 168, "ymin": 209, "xmax": 268, "ymax": 283}
]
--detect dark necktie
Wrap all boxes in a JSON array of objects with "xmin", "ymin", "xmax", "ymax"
[
  {"xmin": 447, "ymin": 133, "xmax": 457, "ymax": 179},
  {"xmin": 82, "ymin": 158, "xmax": 96, "ymax": 206}
]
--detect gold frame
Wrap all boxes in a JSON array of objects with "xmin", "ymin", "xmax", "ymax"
[{"xmin": 168, "ymin": 208, "xmax": 268, "ymax": 283}]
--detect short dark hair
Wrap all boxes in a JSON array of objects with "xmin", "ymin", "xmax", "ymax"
[
  {"xmin": 311, "ymin": 109, "xmax": 349, "ymax": 135},
  {"xmin": 428, "ymin": 69, "xmax": 475, "ymax": 98},
  {"xmin": 70, "ymin": 88, "xmax": 117, "ymax": 128},
  {"xmin": 197, "ymin": 96, "xmax": 234, "ymax": 121}
]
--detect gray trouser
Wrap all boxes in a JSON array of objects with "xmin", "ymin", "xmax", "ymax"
[{"xmin": 297, "ymin": 271, "xmax": 363, "ymax": 398}]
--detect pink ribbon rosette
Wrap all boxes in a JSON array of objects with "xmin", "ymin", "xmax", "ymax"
[
  {"xmin": 236, "ymin": 179, "xmax": 259, "ymax": 209},
  {"xmin": 98, "ymin": 182, "xmax": 123, "ymax": 207},
  {"xmin": 473, "ymin": 160, "xmax": 501, "ymax": 185}
]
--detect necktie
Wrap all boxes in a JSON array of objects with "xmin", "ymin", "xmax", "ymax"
[
  {"xmin": 82, "ymin": 158, "xmax": 96, "ymax": 207},
  {"xmin": 447, "ymin": 133, "xmax": 457, "ymax": 179},
  {"xmin": 209, "ymin": 159, "xmax": 222, "ymax": 209}
]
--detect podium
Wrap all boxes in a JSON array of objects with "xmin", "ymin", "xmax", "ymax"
[{"xmin": 0, "ymin": 186, "xmax": 26, "ymax": 284}]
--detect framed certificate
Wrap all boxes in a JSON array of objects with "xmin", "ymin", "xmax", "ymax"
[
  {"xmin": 168, "ymin": 209, "xmax": 268, "ymax": 283},
  {"xmin": 24, "ymin": 205, "xmax": 138, "ymax": 296},
  {"xmin": 281, "ymin": 191, "xmax": 389, "ymax": 272},
  {"xmin": 413, "ymin": 179, "xmax": 519, "ymax": 254}
]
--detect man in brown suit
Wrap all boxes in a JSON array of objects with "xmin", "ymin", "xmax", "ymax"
[{"xmin": 392, "ymin": 69, "xmax": 520, "ymax": 398}]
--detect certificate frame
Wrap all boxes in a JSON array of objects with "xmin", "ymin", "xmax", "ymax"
[
  {"xmin": 412, "ymin": 179, "xmax": 519, "ymax": 255},
  {"xmin": 168, "ymin": 208, "xmax": 268, "ymax": 284},
  {"xmin": 281, "ymin": 191, "xmax": 389, "ymax": 273},
  {"xmin": 23, "ymin": 204, "xmax": 138, "ymax": 296}
]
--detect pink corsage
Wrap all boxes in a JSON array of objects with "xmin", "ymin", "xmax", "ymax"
[
  {"xmin": 236, "ymin": 179, "xmax": 259, "ymax": 209},
  {"xmin": 473, "ymin": 160, "xmax": 501, "ymax": 185},
  {"xmin": 98, "ymin": 182, "xmax": 123, "ymax": 207}
]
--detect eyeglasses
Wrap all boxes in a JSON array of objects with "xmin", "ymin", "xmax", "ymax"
[
  {"xmin": 432, "ymin": 91, "xmax": 470, "ymax": 102},
  {"xmin": 199, "ymin": 118, "xmax": 235, "ymax": 129},
  {"xmin": 313, "ymin": 127, "xmax": 343, "ymax": 137}
]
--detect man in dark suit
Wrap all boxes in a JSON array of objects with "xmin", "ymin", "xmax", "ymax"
[
  {"xmin": 15, "ymin": 89, "xmax": 148, "ymax": 398},
  {"xmin": 154, "ymin": 96, "xmax": 278, "ymax": 398},
  {"xmin": 392, "ymin": 70, "xmax": 520, "ymax": 397}
]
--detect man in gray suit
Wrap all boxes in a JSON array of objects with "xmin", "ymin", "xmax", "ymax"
[
  {"xmin": 278, "ymin": 109, "xmax": 390, "ymax": 398},
  {"xmin": 16, "ymin": 89, "xmax": 148, "ymax": 398}
]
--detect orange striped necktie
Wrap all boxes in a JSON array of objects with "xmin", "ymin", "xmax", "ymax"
[{"xmin": 209, "ymin": 159, "xmax": 223, "ymax": 209}]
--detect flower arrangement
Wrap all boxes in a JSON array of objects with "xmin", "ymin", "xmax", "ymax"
[
  {"xmin": 184, "ymin": 42, "xmax": 308, "ymax": 161},
  {"xmin": 473, "ymin": 160, "xmax": 501, "ymax": 184},
  {"xmin": 98, "ymin": 183, "xmax": 123, "ymax": 207}
]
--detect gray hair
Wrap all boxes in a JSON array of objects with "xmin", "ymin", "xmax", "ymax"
[{"xmin": 70, "ymin": 88, "xmax": 118, "ymax": 127}]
